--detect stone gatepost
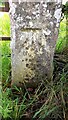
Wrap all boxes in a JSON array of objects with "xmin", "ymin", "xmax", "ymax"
[{"xmin": 9, "ymin": 0, "xmax": 62, "ymax": 87}]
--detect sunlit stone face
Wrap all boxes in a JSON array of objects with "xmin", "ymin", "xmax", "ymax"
[{"xmin": 9, "ymin": 1, "xmax": 62, "ymax": 87}]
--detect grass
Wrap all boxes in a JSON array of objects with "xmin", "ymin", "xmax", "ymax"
[
  {"xmin": 1, "ymin": 67, "xmax": 68, "ymax": 120},
  {"xmin": 55, "ymin": 18, "xmax": 67, "ymax": 53},
  {"xmin": 0, "ymin": 13, "xmax": 10, "ymax": 36},
  {"xmin": 0, "ymin": 13, "xmax": 68, "ymax": 120},
  {"xmin": 0, "ymin": 41, "xmax": 11, "ymax": 82}
]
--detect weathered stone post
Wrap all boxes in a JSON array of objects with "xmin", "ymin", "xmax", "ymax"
[{"xmin": 9, "ymin": 0, "xmax": 62, "ymax": 87}]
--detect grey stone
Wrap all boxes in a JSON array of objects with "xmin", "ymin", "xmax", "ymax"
[{"xmin": 9, "ymin": 0, "xmax": 62, "ymax": 87}]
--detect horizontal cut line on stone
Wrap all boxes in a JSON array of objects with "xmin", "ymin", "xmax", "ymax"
[{"xmin": 21, "ymin": 28, "xmax": 41, "ymax": 32}]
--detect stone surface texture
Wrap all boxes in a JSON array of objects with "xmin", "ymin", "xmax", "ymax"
[{"xmin": 9, "ymin": 0, "xmax": 62, "ymax": 87}]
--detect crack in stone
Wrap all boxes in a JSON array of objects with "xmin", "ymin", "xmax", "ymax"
[{"xmin": 21, "ymin": 28, "xmax": 41, "ymax": 32}]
